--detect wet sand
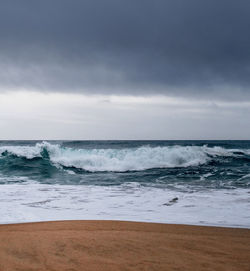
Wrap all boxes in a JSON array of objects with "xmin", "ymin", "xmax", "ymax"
[{"xmin": 0, "ymin": 220, "xmax": 249, "ymax": 271}]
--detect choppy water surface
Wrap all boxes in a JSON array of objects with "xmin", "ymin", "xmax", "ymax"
[{"xmin": 0, "ymin": 140, "xmax": 250, "ymax": 227}]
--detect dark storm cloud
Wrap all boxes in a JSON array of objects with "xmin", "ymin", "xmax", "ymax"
[{"xmin": 0, "ymin": 0, "xmax": 250, "ymax": 99}]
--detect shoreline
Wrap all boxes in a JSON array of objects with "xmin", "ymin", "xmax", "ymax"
[
  {"xmin": 1, "ymin": 219, "xmax": 250, "ymax": 229},
  {"xmin": 0, "ymin": 220, "xmax": 249, "ymax": 271}
]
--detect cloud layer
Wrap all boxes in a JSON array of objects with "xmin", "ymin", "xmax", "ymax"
[
  {"xmin": 0, "ymin": 0, "xmax": 250, "ymax": 99},
  {"xmin": 1, "ymin": 91, "xmax": 249, "ymax": 139}
]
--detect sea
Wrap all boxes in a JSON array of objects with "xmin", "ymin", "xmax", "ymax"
[{"xmin": 0, "ymin": 140, "xmax": 249, "ymax": 228}]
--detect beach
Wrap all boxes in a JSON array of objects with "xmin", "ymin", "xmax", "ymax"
[
  {"xmin": 0, "ymin": 141, "xmax": 250, "ymax": 270},
  {"xmin": 1, "ymin": 0, "xmax": 250, "ymax": 269},
  {"xmin": 0, "ymin": 220, "xmax": 249, "ymax": 271}
]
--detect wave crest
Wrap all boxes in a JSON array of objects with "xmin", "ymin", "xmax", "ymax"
[{"xmin": 0, "ymin": 142, "xmax": 249, "ymax": 172}]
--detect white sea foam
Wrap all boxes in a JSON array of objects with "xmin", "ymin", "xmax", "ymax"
[
  {"xmin": 0, "ymin": 142, "xmax": 249, "ymax": 172},
  {"xmin": 0, "ymin": 145, "xmax": 41, "ymax": 159},
  {"xmin": 0, "ymin": 182, "xmax": 249, "ymax": 227}
]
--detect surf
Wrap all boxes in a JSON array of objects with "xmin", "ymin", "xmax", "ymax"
[{"xmin": 0, "ymin": 141, "xmax": 249, "ymax": 172}]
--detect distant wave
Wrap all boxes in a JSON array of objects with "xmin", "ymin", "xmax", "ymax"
[{"xmin": 0, "ymin": 141, "xmax": 249, "ymax": 172}]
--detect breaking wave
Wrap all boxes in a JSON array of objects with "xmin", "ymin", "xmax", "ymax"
[{"xmin": 0, "ymin": 141, "xmax": 249, "ymax": 172}]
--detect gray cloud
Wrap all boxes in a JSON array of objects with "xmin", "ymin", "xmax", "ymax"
[{"xmin": 0, "ymin": 0, "xmax": 250, "ymax": 99}]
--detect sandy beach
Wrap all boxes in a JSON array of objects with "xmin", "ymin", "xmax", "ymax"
[{"xmin": 0, "ymin": 221, "xmax": 249, "ymax": 271}]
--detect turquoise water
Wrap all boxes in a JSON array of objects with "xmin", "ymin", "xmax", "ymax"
[{"xmin": 0, "ymin": 140, "xmax": 249, "ymax": 190}]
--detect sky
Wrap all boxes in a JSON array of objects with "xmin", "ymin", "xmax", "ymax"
[{"xmin": 0, "ymin": 0, "xmax": 250, "ymax": 139}]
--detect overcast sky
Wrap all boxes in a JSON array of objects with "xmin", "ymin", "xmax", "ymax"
[{"xmin": 0, "ymin": 0, "xmax": 250, "ymax": 139}]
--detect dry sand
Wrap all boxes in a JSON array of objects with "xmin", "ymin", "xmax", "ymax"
[{"xmin": 0, "ymin": 220, "xmax": 249, "ymax": 271}]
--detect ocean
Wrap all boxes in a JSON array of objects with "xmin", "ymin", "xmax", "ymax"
[{"xmin": 0, "ymin": 140, "xmax": 249, "ymax": 227}]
